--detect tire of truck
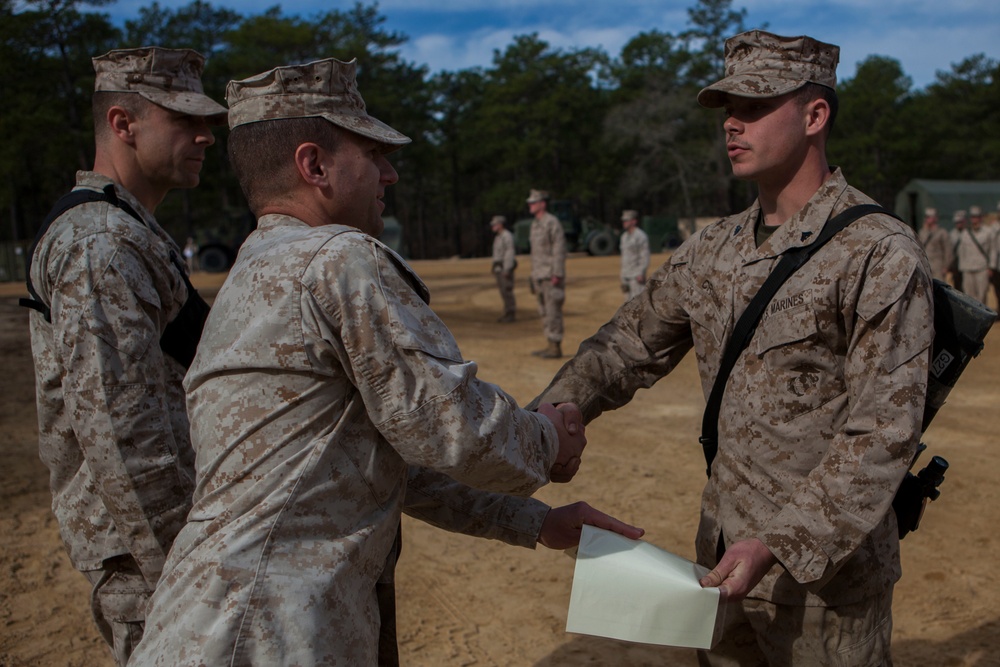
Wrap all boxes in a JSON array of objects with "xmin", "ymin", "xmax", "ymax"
[
  {"xmin": 586, "ymin": 231, "xmax": 616, "ymax": 256},
  {"xmin": 198, "ymin": 243, "xmax": 234, "ymax": 273}
]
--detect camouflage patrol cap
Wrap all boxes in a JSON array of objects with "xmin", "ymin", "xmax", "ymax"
[
  {"xmin": 526, "ymin": 189, "xmax": 549, "ymax": 204},
  {"xmin": 953, "ymin": 210, "xmax": 968, "ymax": 223},
  {"xmin": 969, "ymin": 205, "xmax": 983, "ymax": 217},
  {"xmin": 924, "ymin": 207, "xmax": 938, "ymax": 217},
  {"xmin": 621, "ymin": 209, "xmax": 639, "ymax": 221},
  {"xmin": 93, "ymin": 47, "xmax": 227, "ymax": 123},
  {"xmin": 698, "ymin": 30, "xmax": 839, "ymax": 108},
  {"xmin": 225, "ymin": 58, "xmax": 410, "ymax": 151},
  {"xmin": 489, "ymin": 215, "xmax": 507, "ymax": 227}
]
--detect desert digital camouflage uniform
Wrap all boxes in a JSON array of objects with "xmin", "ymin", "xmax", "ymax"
[
  {"xmin": 619, "ymin": 221, "xmax": 650, "ymax": 300},
  {"xmin": 133, "ymin": 216, "xmax": 559, "ymax": 666},
  {"xmin": 529, "ymin": 205, "xmax": 567, "ymax": 343},
  {"xmin": 917, "ymin": 218, "xmax": 953, "ymax": 281},
  {"xmin": 534, "ymin": 169, "xmax": 933, "ymax": 653},
  {"xmin": 491, "ymin": 217, "xmax": 517, "ymax": 320},
  {"xmin": 23, "ymin": 46, "xmax": 225, "ymax": 666},
  {"xmin": 27, "ymin": 171, "xmax": 197, "ymax": 657},
  {"xmin": 954, "ymin": 221, "xmax": 994, "ymax": 304}
]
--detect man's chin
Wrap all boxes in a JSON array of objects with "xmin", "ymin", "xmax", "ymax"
[{"xmin": 358, "ymin": 218, "xmax": 384, "ymax": 238}]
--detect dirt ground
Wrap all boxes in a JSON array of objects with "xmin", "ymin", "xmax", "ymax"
[{"xmin": 2, "ymin": 252, "xmax": 999, "ymax": 666}]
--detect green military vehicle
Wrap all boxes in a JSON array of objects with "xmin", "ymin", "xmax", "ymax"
[
  {"xmin": 640, "ymin": 215, "xmax": 684, "ymax": 253},
  {"xmin": 514, "ymin": 200, "xmax": 683, "ymax": 256}
]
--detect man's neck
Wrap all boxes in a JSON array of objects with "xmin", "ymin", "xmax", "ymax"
[
  {"xmin": 93, "ymin": 152, "xmax": 165, "ymax": 214},
  {"xmin": 756, "ymin": 153, "xmax": 831, "ymax": 227}
]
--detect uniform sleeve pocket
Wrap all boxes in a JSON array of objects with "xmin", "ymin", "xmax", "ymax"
[
  {"xmin": 81, "ymin": 254, "xmax": 160, "ymax": 360},
  {"xmin": 377, "ymin": 250, "xmax": 463, "ymax": 362}
]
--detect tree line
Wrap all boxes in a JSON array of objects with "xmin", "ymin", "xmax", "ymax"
[{"xmin": 2, "ymin": 0, "xmax": 998, "ymax": 261}]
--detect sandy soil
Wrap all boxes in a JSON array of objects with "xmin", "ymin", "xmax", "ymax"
[{"xmin": 1, "ymin": 253, "xmax": 999, "ymax": 666}]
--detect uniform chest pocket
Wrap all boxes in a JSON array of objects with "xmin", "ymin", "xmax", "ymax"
[
  {"xmin": 752, "ymin": 302, "xmax": 842, "ymax": 421},
  {"xmin": 754, "ymin": 302, "xmax": 818, "ymax": 355}
]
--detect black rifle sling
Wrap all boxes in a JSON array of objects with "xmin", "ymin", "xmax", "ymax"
[
  {"xmin": 19, "ymin": 184, "xmax": 209, "ymax": 369},
  {"xmin": 20, "ymin": 184, "xmax": 143, "ymax": 322},
  {"xmin": 699, "ymin": 204, "xmax": 888, "ymax": 476}
]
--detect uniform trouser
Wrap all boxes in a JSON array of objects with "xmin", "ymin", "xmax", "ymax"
[
  {"xmin": 697, "ymin": 586, "xmax": 894, "ymax": 667},
  {"xmin": 377, "ymin": 523, "xmax": 403, "ymax": 667},
  {"xmin": 621, "ymin": 276, "xmax": 645, "ymax": 301},
  {"xmin": 494, "ymin": 270, "xmax": 516, "ymax": 316},
  {"xmin": 533, "ymin": 278, "xmax": 564, "ymax": 342},
  {"xmin": 961, "ymin": 269, "xmax": 990, "ymax": 305},
  {"xmin": 83, "ymin": 555, "xmax": 149, "ymax": 667}
]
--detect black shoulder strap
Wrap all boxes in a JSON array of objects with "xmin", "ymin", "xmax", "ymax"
[
  {"xmin": 19, "ymin": 184, "xmax": 144, "ymax": 322},
  {"xmin": 699, "ymin": 204, "xmax": 889, "ymax": 476}
]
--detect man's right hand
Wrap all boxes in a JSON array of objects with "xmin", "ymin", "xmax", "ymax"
[
  {"xmin": 536, "ymin": 402, "xmax": 587, "ymax": 483},
  {"xmin": 698, "ymin": 537, "xmax": 777, "ymax": 602}
]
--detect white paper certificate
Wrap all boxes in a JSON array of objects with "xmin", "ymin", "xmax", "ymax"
[{"xmin": 566, "ymin": 525, "xmax": 723, "ymax": 649}]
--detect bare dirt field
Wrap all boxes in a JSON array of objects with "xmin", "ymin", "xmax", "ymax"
[{"xmin": 2, "ymin": 252, "xmax": 999, "ymax": 666}]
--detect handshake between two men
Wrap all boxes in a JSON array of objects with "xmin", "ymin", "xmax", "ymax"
[
  {"xmin": 532, "ymin": 402, "xmax": 645, "ymax": 551},
  {"xmin": 534, "ymin": 402, "xmax": 765, "ymax": 605}
]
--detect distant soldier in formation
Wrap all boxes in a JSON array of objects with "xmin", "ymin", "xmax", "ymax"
[
  {"xmin": 949, "ymin": 209, "xmax": 968, "ymax": 290},
  {"xmin": 985, "ymin": 204, "xmax": 1000, "ymax": 307},
  {"xmin": 917, "ymin": 207, "xmax": 952, "ymax": 281},
  {"xmin": 954, "ymin": 205, "xmax": 994, "ymax": 305},
  {"xmin": 490, "ymin": 214, "xmax": 517, "ymax": 322},
  {"xmin": 618, "ymin": 209, "xmax": 650, "ymax": 300},
  {"xmin": 527, "ymin": 189, "xmax": 567, "ymax": 358},
  {"xmin": 183, "ymin": 236, "xmax": 199, "ymax": 273}
]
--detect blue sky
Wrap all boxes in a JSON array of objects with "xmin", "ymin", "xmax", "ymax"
[{"xmin": 104, "ymin": 0, "xmax": 999, "ymax": 90}]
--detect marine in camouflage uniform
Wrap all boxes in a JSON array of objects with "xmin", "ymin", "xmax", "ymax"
[
  {"xmin": 954, "ymin": 205, "xmax": 994, "ymax": 305},
  {"xmin": 490, "ymin": 214, "xmax": 517, "ymax": 322},
  {"xmin": 618, "ymin": 209, "xmax": 650, "ymax": 300},
  {"xmin": 527, "ymin": 189, "xmax": 568, "ymax": 358},
  {"xmin": 23, "ymin": 48, "xmax": 226, "ymax": 666},
  {"xmin": 917, "ymin": 207, "xmax": 953, "ymax": 281},
  {"xmin": 532, "ymin": 31, "xmax": 933, "ymax": 665},
  {"xmin": 132, "ymin": 58, "xmax": 641, "ymax": 667}
]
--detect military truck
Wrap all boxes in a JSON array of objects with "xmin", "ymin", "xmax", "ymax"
[
  {"xmin": 640, "ymin": 215, "xmax": 684, "ymax": 253},
  {"xmin": 513, "ymin": 199, "xmax": 618, "ymax": 256}
]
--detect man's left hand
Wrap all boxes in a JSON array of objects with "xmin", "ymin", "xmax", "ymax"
[{"xmin": 537, "ymin": 501, "xmax": 645, "ymax": 550}]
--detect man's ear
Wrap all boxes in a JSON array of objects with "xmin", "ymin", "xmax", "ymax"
[
  {"xmin": 107, "ymin": 106, "xmax": 136, "ymax": 145},
  {"xmin": 293, "ymin": 143, "xmax": 329, "ymax": 187},
  {"xmin": 804, "ymin": 98, "xmax": 831, "ymax": 138}
]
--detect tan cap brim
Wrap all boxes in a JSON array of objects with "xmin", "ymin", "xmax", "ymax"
[
  {"xmin": 697, "ymin": 74, "xmax": 808, "ymax": 108},
  {"xmin": 319, "ymin": 112, "xmax": 411, "ymax": 153},
  {"xmin": 140, "ymin": 90, "xmax": 228, "ymax": 125}
]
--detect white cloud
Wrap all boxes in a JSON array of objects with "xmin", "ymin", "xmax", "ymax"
[{"xmin": 97, "ymin": 0, "xmax": 998, "ymax": 89}]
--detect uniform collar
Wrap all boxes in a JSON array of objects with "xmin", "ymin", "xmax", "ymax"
[
  {"xmin": 75, "ymin": 170, "xmax": 157, "ymax": 229},
  {"xmin": 734, "ymin": 167, "xmax": 848, "ymax": 264}
]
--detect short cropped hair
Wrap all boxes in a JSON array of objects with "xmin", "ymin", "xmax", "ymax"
[
  {"xmin": 795, "ymin": 82, "xmax": 839, "ymax": 136},
  {"xmin": 92, "ymin": 91, "xmax": 148, "ymax": 142},
  {"xmin": 228, "ymin": 117, "xmax": 343, "ymax": 215}
]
